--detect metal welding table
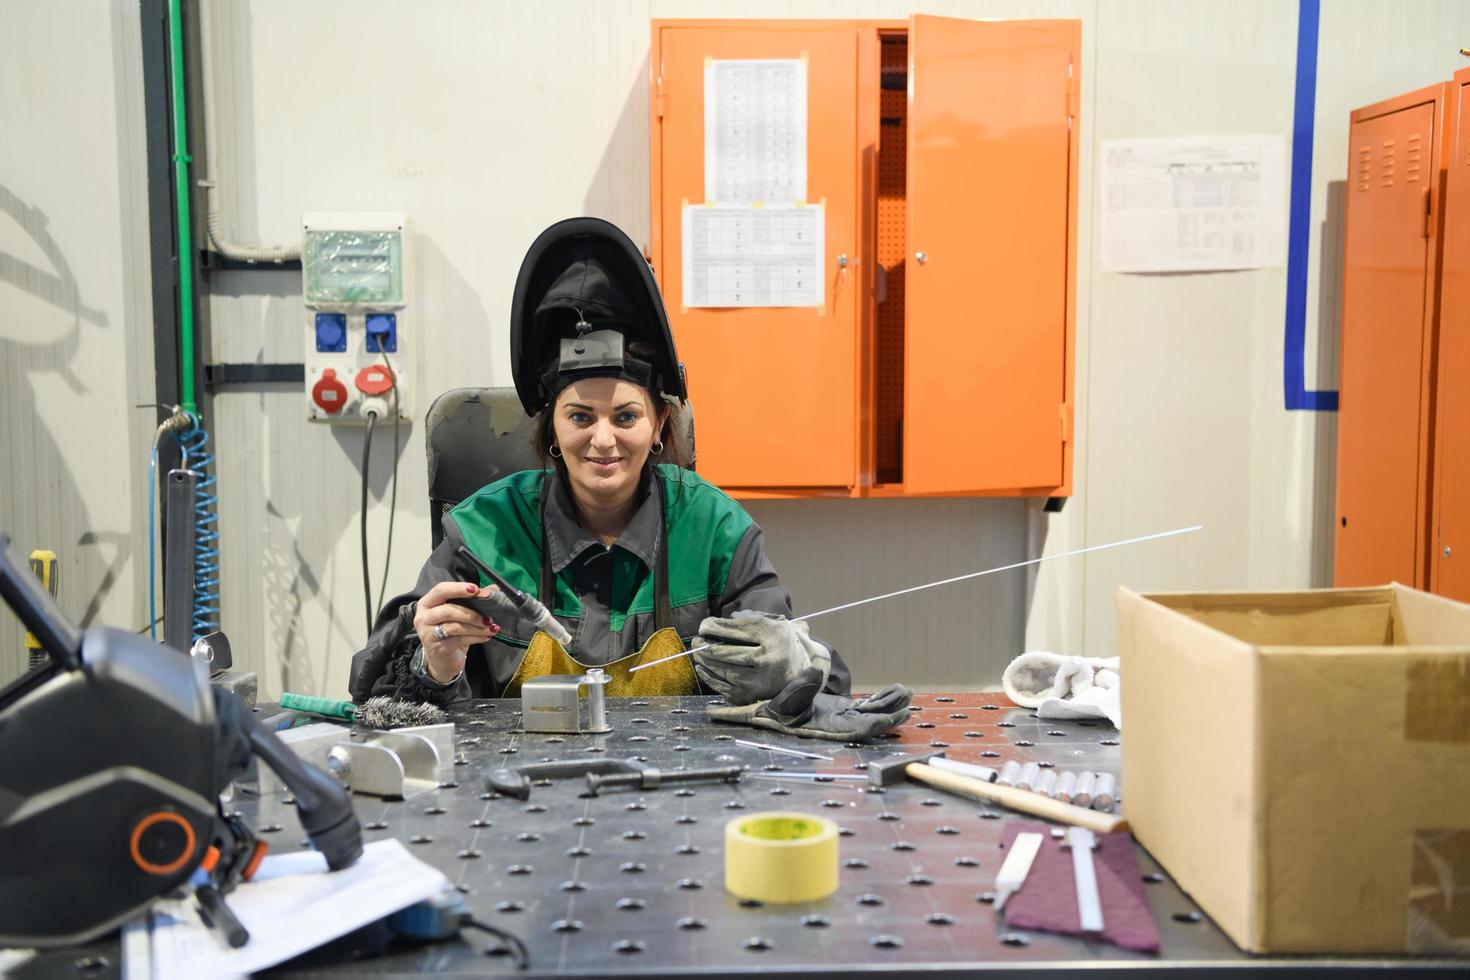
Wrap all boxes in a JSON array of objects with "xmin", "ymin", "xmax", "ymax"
[{"xmin": 23, "ymin": 693, "xmax": 1469, "ymax": 977}]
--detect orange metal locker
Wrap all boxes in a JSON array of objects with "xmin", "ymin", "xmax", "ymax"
[
  {"xmin": 903, "ymin": 17, "xmax": 1076, "ymax": 496},
  {"xmin": 648, "ymin": 17, "xmax": 1079, "ymax": 499},
  {"xmin": 651, "ymin": 23, "xmax": 863, "ymax": 490},
  {"xmin": 1431, "ymin": 68, "xmax": 1470, "ymax": 600},
  {"xmin": 1334, "ymin": 83, "xmax": 1453, "ymax": 588}
]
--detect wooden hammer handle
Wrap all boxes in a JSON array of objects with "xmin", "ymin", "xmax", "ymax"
[{"xmin": 905, "ymin": 763, "xmax": 1128, "ymax": 834}]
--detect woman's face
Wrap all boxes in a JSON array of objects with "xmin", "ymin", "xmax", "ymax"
[{"xmin": 552, "ymin": 378, "xmax": 668, "ymax": 504}]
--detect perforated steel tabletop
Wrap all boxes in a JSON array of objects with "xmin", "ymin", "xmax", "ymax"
[{"xmin": 20, "ymin": 693, "xmax": 1468, "ymax": 977}]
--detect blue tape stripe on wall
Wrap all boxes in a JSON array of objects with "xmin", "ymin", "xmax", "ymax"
[{"xmin": 1284, "ymin": 0, "xmax": 1339, "ymax": 411}]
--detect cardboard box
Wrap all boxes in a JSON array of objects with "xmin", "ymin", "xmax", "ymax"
[{"xmin": 1117, "ymin": 584, "xmax": 1470, "ymax": 954}]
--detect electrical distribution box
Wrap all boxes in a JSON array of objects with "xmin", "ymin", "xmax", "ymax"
[
  {"xmin": 649, "ymin": 17, "xmax": 1080, "ymax": 498},
  {"xmin": 302, "ymin": 212, "xmax": 412, "ymax": 424}
]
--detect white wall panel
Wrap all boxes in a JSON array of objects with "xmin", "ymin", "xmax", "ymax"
[
  {"xmin": 0, "ymin": 0, "xmax": 154, "ymax": 685},
  {"xmin": 7, "ymin": 1, "xmax": 1468, "ymax": 695}
]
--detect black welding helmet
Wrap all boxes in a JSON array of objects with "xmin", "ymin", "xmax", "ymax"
[{"xmin": 510, "ymin": 217, "xmax": 686, "ymax": 417}]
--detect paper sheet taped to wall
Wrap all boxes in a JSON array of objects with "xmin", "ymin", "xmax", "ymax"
[
  {"xmin": 682, "ymin": 204, "xmax": 824, "ymax": 308},
  {"xmin": 1101, "ymin": 136, "xmax": 1287, "ymax": 273},
  {"xmin": 705, "ymin": 58, "xmax": 807, "ymax": 204}
]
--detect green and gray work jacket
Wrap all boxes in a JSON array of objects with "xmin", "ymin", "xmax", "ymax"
[{"xmin": 348, "ymin": 464, "xmax": 852, "ymax": 704}]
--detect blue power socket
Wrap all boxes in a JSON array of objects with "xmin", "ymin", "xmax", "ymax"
[
  {"xmin": 365, "ymin": 313, "xmax": 398, "ymax": 353},
  {"xmin": 314, "ymin": 312, "xmax": 346, "ymax": 353}
]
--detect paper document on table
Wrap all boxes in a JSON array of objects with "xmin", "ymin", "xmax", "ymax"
[
  {"xmin": 682, "ymin": 204, "xmax": 824, "ymax": 308},
  {"xmin": 705, "ymin": 58, "xmax": 807, "ymax": 204},
  {"xmin": 1101, "ymin": 136, "xmax": 1286, "ymax": 272},
  {"xmin": 122, "ymin": 839, "xmax": 450, "ymax": 979}
]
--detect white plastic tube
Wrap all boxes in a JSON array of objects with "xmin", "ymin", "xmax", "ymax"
[
  {"xmin": 197, "ymin": 0, "xmax": 302, "ymax": 263},
  {"xmin": 927, "ymin": 756, "xmax": 998, "ymax": 783}
]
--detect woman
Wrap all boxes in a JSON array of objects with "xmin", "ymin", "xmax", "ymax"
[{"xmin": 349, "ymin": 219, "xmax": 908, "ymax": 739}]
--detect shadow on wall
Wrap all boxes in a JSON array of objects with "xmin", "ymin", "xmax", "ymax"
[
  {"xmin": 0, "ymin": 185, "xmax": 124, "ymax": 679},
  {"xmin": 1311, "ymin": 180, "xmax": 1345, "ymax": 587},
  {"xmin": 583, "ymin": 51, "xmax": 651, "ymax": 244}
]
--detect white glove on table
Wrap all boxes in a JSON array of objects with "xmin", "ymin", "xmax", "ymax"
[{"xmin": 1001, "ymin": 650, "xmax": 1122, "ymax": 729}]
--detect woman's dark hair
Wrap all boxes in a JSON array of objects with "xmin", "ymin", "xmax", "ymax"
[{"xmin": 531, "ymin": 340, "xmax": 685, "ymax": 475}]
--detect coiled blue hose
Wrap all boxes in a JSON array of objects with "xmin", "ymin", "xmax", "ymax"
[{"xmin": 178, "ymin": 414, "xmax": 219, "ymax": 641}]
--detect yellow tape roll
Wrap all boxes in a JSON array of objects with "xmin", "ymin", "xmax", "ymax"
[{"xmin": 723, "ymin": 812, "xmax": 839, "ymax": 904}]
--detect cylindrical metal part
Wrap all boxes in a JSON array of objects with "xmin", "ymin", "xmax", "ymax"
[
  {"xmin": 1054, "ymin": 770, "xmax": 1078, "ymax": 803},
  {"xmin": 927, "ymin": 756, "xmax": 998, "ymax": 783},
  {"xmin": 164, "ymin": 468, "xmax": 199, "ymax": 654},
  {"xmin": 1035, "ymin": 769, "xmax": 1058, "ymax": 798},
  {"xmin": 584, "ymin": 668, "xmax": 609, "ymax": 733},
  {"xmin": 1017, "ymin": 761, "xmax": 1041, "ymax": 793},
  {"xmin": 1072, "ymin": 771, "xmax": 1097, "ymax": 809},
  {"xmin": 1091, "ymin": 772, "xmax": 1117, "ymax": 812},
  {"xmin": 997, "ymin": 760, "xmax": 1022, "ymax": 787}
]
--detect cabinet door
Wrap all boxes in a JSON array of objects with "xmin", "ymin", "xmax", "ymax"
[
  {"xmin": 903, "ymin": 16, "xmax": 1077, "ymax": 495},
  {"xmin": 653, "ymin": 25, "xmax": 860, "ymax": 489},
  {"xmin": 1433, "ymin": 73, "xmax": 1470, "ymax": 599},
  {"xmin": 1335, "ymin": 92, "xmax": 1443, "ymax": 588}
]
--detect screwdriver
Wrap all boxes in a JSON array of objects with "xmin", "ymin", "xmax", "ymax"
[{"xmin": 24, "ymin": 550, "xmax": 57, "ymax": 671}]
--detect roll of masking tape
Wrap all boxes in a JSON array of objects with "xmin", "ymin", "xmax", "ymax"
[{"xmin": 724, "ymin": 812, "xmax": 839, "ymax": 904}]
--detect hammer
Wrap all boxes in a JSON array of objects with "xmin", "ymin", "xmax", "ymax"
[{"xmin": 866, "ymin": 751, "xmax": 1128, "ymax": 834}]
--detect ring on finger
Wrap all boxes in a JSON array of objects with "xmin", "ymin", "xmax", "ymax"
[{"xmin": 432, "ymin": 624, "xmax": 449, "ymax": 641}]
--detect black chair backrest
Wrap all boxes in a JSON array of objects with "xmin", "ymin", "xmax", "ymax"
[{"xmin": 425, "ymin": 388, "xmax": 696, "ymax": 548}]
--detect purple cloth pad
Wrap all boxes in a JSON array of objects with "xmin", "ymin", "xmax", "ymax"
[{"xmin": 1000, "ymin": 820, "xmax": 1161, "ymax": 953}]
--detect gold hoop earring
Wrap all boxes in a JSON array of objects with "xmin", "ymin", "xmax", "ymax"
[{"xmin": 549, "ymin": 444, "xmax": 562, "ymax": 458}]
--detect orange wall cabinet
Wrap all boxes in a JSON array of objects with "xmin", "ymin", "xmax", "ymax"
[
  {"xmin": 1431, "ymin": 67, "xmax": 1470, "ymax": 601},
  {"xmin": 1334, "ymin": 82, "xmax": 1454, "ymax": 588},
  {"xmin": 649, "ymin": 17, "xmax": 1080, "ymax": 498}
]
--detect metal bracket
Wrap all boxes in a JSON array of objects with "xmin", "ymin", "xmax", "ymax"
[
  {"xmin": 521, "ymin": 669, "xmax": 611, "ymax": 734},
  {"xmin": 246, "ymin": 722, "xmax": 453, "ymax": 799},
  {"xmin": 327, "ymin": 732, "xmax": 439, "ymax": 800},
  {"xmin": 203, "ymin": 362, "xmax": 306, "ymax": 387}
]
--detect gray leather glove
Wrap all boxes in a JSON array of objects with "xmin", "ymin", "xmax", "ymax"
[
  {"xmin": 707, "ymin": 666, "xmax": 913, "ymax": 742},
  {"xmin": 693, "ymin": 610, "xmax": 831, "ymax": 706}
]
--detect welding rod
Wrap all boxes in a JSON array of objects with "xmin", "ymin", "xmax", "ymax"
[
  {"xmin": 745, "ymin": 771, "xmax": 868, "ymax": 782},
  {"xmin": 630, "ymin": 525, "xmax": 1203, "ymax": 673},
  {"xmin": 732, "ymin": 738, "xmax": 833, "ymax": 762}
]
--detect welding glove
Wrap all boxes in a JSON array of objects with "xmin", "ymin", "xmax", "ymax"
[
  {"xmin": 693, "ymin": 610, "xmax": 831, "ymax": 706},
  {"xmin": 707, "ymin": 666, "xmax": 912, "ymax": 741},
  {"xmin": 1002, "ymin": 650, "xmax": 1122, "ymax": 729}
]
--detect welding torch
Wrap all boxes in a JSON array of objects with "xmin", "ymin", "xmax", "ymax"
[{"xmin": 454, "ymin": 546, "xmax": 574, "ymax": 648}]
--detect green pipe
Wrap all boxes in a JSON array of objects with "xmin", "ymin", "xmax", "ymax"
[{"xmin": 167, "ymin": 0, "xmax": 198, "ymax": 415}]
